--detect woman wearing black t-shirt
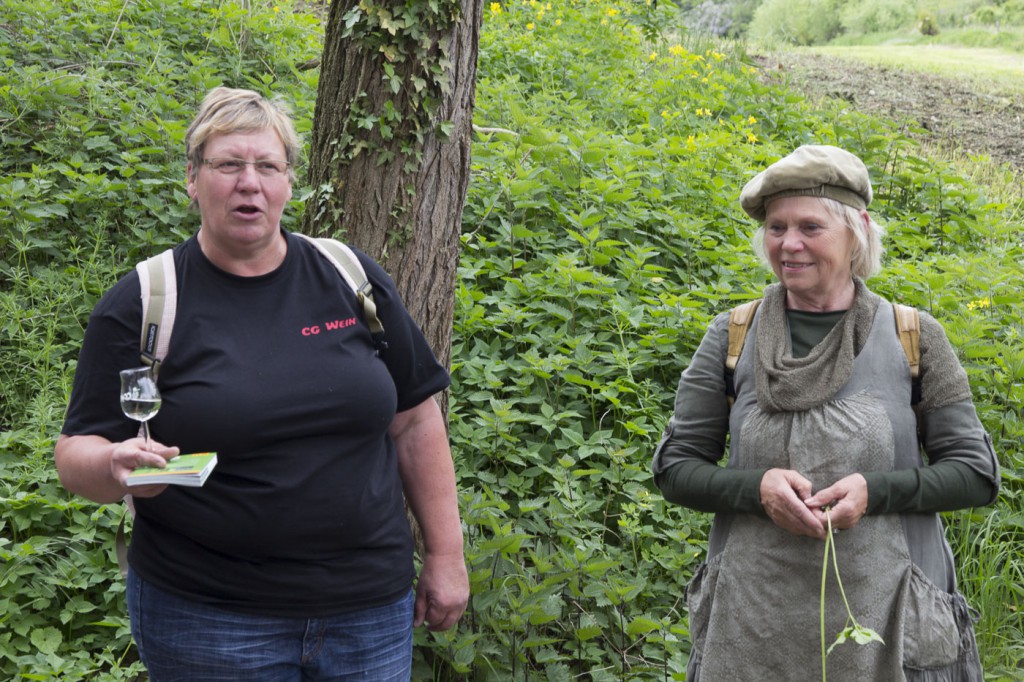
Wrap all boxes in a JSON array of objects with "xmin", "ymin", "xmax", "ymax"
[{"xmin": 55, "ymin": 87, "xmax": 468, "ymax": 680}]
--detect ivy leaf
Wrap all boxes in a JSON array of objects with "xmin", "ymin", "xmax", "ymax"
[{"xmin": 342, "ymin": 7, "xmax": 362, "ymax": 29}]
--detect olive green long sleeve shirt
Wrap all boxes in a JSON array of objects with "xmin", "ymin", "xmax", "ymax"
[{"xmin": 654, "ymin": 307, "xmax": 998, "ymax": 516}]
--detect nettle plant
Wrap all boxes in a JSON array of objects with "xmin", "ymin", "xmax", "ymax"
[
  {"xmin": 820, "ymin": 510, "xmax": 884, "ymax": 680},
  {"xmin": 446, "ymin": 0, "xmax": 1023, "ymax": 677},
  {"xmin": 2, "ymin": 0, "xmax": 1022, "ymax": 680},
  {"xmin": 0, "ymin": 0, "xmax": 320, "ymax": 679}
]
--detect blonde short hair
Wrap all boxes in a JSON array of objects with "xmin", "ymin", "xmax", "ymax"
[
  {"xmin": 751, "ymin": 196, "xmax": 886, "ymax": 279},
  {"xmin": 184, "ymin": 87, "xmax": 300, "ymax": 185}
]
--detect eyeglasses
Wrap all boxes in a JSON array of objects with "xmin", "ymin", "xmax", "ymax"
[{"xmin": 202, "ymin": 158, "xmax": 291, "ymax": 177}]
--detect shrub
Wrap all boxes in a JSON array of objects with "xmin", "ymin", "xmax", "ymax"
[
  {"xmin": 840, "ymin": 0, "xmax": 916, "ymax": 35},
  {"xmin": 971, "ymin": 5, "xmax": 1003, "ymax": 27},
  {"xmin": 0, "ymin": 0, "xmax": 320, "ymax": 678},
  {"xmin": 3, "ymin": 0, "xmax": 1023, "ymax": 679},
  {"xmin": 747, "ymin": 0, "xmax": 843, "ymax": 46},
  {"xmin": 918, "ymin": 11, "xmax": 941, "ymax": 35}
]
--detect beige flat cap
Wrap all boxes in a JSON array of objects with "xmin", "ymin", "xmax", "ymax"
[{"xmin": 739, "ymin": 145, "xmax": 872, "ymax": 221}]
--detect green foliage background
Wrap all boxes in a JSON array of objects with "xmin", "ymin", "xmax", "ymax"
[
  {"xmin": 1, "ymin": 0, "xmax": 1021, "ymax": 680},
  {"xmin": 689, "ymin": 0, "xmax": 1024, "ymax": 44}
]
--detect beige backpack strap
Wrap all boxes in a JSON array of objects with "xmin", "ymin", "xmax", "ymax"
[
  {"xmin": 893, "ymin": 303, "xmax": 922, "ymax": 409},
  {"xmin": 893, "ymin": 303, "xmax": 921, "ymax": 380},
  {"xmin": 296, "ymin": 234, "xmax": 386, "ymax": 344},
  {"xmin": 727, "ymin": 299, "xmax": 762, "ymax": 371},
  {"xmin": 136, "ymin": 248, "xmax": 177, "ymax": 374},
  {"xmin": 725, "ymin": 299, "xmax": 762, "ymax": 405},
  {"xmin": 119, "ymin": 250, "xmax": 176, "ymax": 579},
  {"xmin": 115, "ymin": 509, "xmax": 129, "ymax": 579}
]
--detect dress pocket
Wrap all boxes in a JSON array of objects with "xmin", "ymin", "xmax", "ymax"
[
  {"xmin": 685, "ymin": 554, "xmax": 722, "ymax": 656},
  {"xmin": 901, "ymin": 564, "xmax": 962, "ymax": 670}
]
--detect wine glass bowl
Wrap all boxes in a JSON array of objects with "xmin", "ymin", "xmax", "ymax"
[{"xmin": 120, "ymin": 366, "xmax": 161, "ymax": 443}]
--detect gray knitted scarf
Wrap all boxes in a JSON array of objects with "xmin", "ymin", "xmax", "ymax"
[{"xmin": 755, "ymin": 277, "xmax": 881, "ymax": 413}]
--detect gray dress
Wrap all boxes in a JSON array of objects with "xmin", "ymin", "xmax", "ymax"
[{"xmin": 654, "ymin": 283, "xmax": 997, "ymax": 681}]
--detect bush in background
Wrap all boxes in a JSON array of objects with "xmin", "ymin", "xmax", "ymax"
[
  {"xmin": 840, "ymin": 0, "xmax": 917, "ymax": 36},
  {"xmin": 2, "ymin": 0, "xmax": 1022, "ymax": 679},
  {"xmin": 0, "ymin": 0, "xmax": 320, "ymax": 678},
  {"xmin": 746, "ymin": 0, "xmax": 843, "ymax": 46}
]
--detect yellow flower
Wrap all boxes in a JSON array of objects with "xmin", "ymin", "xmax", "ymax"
[
  {"xmin": 669, "ymin": 45, "xmax": 685, "ymax": 57},
  {"xmin": 555, "ymin": 18, "xmax": 562, "ymax": 25},
  {"xmin": 748, "ymin": 115, "xmax": 757, "ymax": 124},
  {"xmin": 747, "ymin": 132, "xmax": 758, "ymax": 143},
  {"xmin": 606, "ymin": 7, "xmax": 619, "ymax": 16},
  {"xmin": 273, "ymin": 4, "xmax": 280, "ymax": 11},
  {"xmin": 601, "ymin": 17, "xmax": 608, "ymax": 25},
  {"xmin": 489, "ymin": 2, "xmax": 502, "ymax": 14},
  {"xmin": 527, "ymin": 21, "xmax": 535, "ymax": 29},
  {"xmin": 687, "ymin": 135, "xmax": 697, "ymax": 151},
  {"xmin": 661, "ymin": 110, "xmax": 671, "ymax": 119},
  {"xmin": 967, "ymin": 298, "xmax": 991, "ymax": 310},
  {"xmin": 649, "ymin": 52, "xmax": 657, "ymax": 61}
]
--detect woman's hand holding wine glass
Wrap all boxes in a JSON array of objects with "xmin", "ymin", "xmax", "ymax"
[{"xmin": 116, "ymin": 366, "xmax": 178, "ymax": 494}]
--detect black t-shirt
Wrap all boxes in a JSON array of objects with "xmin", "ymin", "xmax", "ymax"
[{"xmin": 61, "ymin": 232, "xmax": 449, "ymax": 617}]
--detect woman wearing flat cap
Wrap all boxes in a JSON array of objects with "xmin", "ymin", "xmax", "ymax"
[{"xmin": 652, "ymin": 144, "xmax": 999, "ymax": 680}]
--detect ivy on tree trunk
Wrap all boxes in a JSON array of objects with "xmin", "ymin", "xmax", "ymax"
[{"xmin": 302, "ymin": 0, "xmax": 483, "ymax": 381}]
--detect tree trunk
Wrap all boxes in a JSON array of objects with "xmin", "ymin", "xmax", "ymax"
[{"xmin": 302, "ymin": 0, "xmax": 483, "ymax": 380}]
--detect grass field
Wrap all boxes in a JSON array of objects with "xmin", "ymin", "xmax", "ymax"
[{"xmin": 801, "ymin": 44, "xmax": 1024, "ymax": 96}]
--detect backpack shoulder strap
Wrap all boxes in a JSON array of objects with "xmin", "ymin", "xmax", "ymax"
[
  {"xmin": 727, "ymin": 299, "xmax": 762, "ymax": 371},
  {"xmin": 721, "ymin": 299, "xmax": 923, "ymax": 410},
  {"xmin": 725, "ymin": 298, "xmax": 762, "ymax": 405},
  {"xmin": 123, "ymin": 250, "xmax": 177, "ymax": 578},
  {"xmin": 893, "ymin": 302, "xmax": 922, "ymax": 405},
  {"xmin": 136, "ymin": 248, "xmax": 177, "ymax": 373},
  {"xmin": 295, "ymin": 234, "xmax": 386, "ymax": 345}
]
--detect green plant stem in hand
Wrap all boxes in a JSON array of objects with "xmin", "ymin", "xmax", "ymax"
[{"xmin": 820, "ymin": 508, "xmax": 885, "ymax": 681}]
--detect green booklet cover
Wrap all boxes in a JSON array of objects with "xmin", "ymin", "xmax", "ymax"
[{"xmin": 125, "ymin": 452, "xmax": 218, "ymax": 487}]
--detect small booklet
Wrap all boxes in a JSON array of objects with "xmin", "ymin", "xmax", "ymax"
[{"xmin": 126, "ymin": 452, "xmax": 218, "ymax": 487}]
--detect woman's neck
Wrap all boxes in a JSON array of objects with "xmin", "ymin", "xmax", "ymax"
[
  {"xmin": 197, "ymin": 227, "xmax": 287, "ymax": 277},
  {"xmin": 785, "ymin": 279, "xmax": 856, "ymax": 312}
]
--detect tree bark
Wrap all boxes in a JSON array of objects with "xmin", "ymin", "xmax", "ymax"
[{"xmin": 302, "ymin": 0, "xmax": 483, "ymax": 381}]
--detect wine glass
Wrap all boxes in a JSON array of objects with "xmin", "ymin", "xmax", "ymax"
[{"xmin": 120, "ymin": 366, "xmax": 161, "ymax": 444}]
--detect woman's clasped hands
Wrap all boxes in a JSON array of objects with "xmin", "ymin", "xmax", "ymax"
[{"xmin": 760, "ymin": 468, "xmax": 869, "ymax": 539}]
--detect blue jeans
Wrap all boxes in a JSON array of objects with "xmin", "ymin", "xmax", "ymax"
[{"xmin": 126, "ymin": 568, "xmax": 413, "ymax": 681}]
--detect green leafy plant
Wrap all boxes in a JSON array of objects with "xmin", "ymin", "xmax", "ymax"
[
  {"xmin": 819, "ymin": 509, "xmax": 884, "ymax": 681},
  {"xmin": 2, "ymin": 0, "xmax": 1022, "ymax": 679}
]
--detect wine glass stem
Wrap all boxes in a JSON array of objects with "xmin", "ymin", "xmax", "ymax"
[{"xmin": 142, "ymin": 421, "xmax": 150, "ymax": 445}]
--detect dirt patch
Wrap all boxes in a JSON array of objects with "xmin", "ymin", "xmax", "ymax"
[{"xmin": 753, "ymin": 52, "xmax": 1024, "ymax": 172}]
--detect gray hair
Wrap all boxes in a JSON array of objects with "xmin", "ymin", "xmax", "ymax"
[{"xmin": 751, "ymin": 196, "xmax": 885, "ymax": 279}]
